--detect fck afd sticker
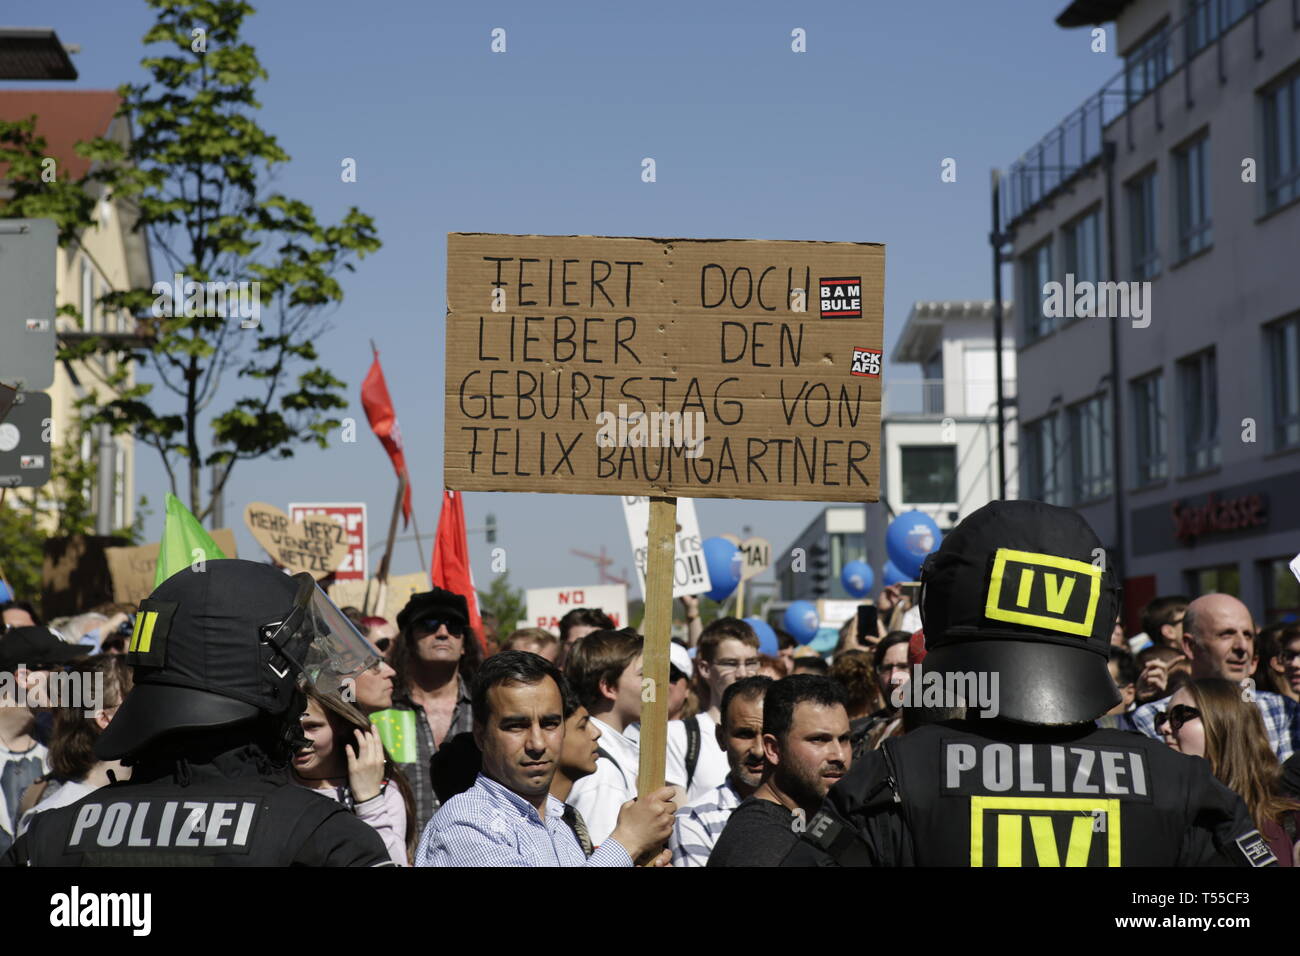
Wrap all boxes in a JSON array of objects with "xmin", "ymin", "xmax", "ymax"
[
  {"xmin": 819, "ymin": 277, "xmax": 861, "ymax": 318},
  {"xmin": 851, "ymin": 347, "xmax": 881, "ymax": 377}
]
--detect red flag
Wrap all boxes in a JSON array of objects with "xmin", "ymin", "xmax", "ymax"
[
  {"xmin": 431, "ymin": 490, "xmax": 485, "ymax": 649},
  {"xmin": 361, "ymin": 347, "xmax": 412, "ymax": 526}
]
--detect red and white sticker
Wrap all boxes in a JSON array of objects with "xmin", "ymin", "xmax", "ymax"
[
  {"xmin": 851, "ymin": 347, "xmax": 882, "ymax": 377},
  {"xmin": 819, "ymin": 277, "xmax": 862, "ymax": 318}
]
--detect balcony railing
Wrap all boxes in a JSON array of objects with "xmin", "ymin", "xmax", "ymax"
[{"xmin": 998, "ymin": 0, "xmax": 1273, "ymax": 228}]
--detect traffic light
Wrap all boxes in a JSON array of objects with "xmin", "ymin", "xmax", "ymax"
[
  {"xmin": 809, "ymin": 544, "xmax": 829, "ymax": 597},
  {"xmin": 485, "ymin": 513, "xmax": 497, "ymax": 544}
]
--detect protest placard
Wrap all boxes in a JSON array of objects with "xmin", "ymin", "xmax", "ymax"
[
  {"xmin": 103, "ymin": 529, "xmax": 239, "ymax": 606},
  {"xmin": 243, "ymin": 502, "xmax": 347, "ymax": 578},
  {"xmin": 444, "ymin": 234, "xmax": 883, "ymax": 503},
  {"xmin": 525, "ymin": 584, "xmax": 629, "ymax": 634},
  {"xmin": 289, "ymin": 502, "xmax": 368, "ymax": 580},
  {"xmin": 621, "ymin": 496, "xmax": 711, "ymax": 599}
]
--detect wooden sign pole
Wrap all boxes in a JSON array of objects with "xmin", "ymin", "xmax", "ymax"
[
  {"xmin": 366, "ymin": 471, "xmax": 408, "ymax": 615},
  {"xmin": 637, "ymin": 495, "xmax": 676, "ymax": 800}
]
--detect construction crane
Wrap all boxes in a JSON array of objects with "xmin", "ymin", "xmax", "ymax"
[{"xmin": 570, "ymin": 544, "xmax": 632, "ymax": 587}]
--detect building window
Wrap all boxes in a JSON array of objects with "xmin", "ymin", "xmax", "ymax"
[
  {"xmin": 1127, "ymin": 170, "xmax": 1160, "ymax": 280},
  {"xmin": 900, "ymin": 446, "xmax": 957, "ymax": 504},
  {"xmin": 1178, "ymin": 348, "xmax": 1219, "ymax": 474},
  {"xmin": 1263, "ymin": 68, "xmax": 1300, "ymax": 214},
  {"xmin": 1185, "ymin": 0, "xmax": 1259, "ymax": 58},
  {"xmin": 1131, "ymin": 371, "xmax": 1167, "ymax": 485},
  {"xmin": 1267, "ymin": 314, "xmax": 1300, "ymax": 450},
  {"xmin": 1068, "ymin": 394, "xmax": 1112, "ymax": 503},
  {"xmin": 1063, "ymin": 208, "xmax": 1102, "ymax": 292},
  {"xmin": 1023, "ymin": 413, "xmax": 1065, "ymax": 505},
  {"xmin": 1261, "ymin": 557, "xmax": 1300, "ymax": 622},
  {"xmin": 920, "ymin": 349, "xmax": 944, "ymax": 416},
  {"xmin": 1186, "ymin": 564, "xmax": 1240, "ymax": 598},
  {"xmin": 1125, "ymin": 22, "xmax": 1172, "ymax": 106},
  {"xmin": 1020, "ymin": 241, "xmax": 1054, "ymax": 341},
  {"xmin": 1174, "ymin": 135, "xmax": 1212, "ymax": 260}
]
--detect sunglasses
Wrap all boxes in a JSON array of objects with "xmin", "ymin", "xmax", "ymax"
[
  {"xmin": 1154, "ymin": 704, "xmax": 1201, "ymax": 733},
  {"xmin": 373, "ymin": 637, "xmax": 392, "ymax": 653},
  {"xmin": 414, "ymin": 617, "xmax": 466, "ymax": 638}
]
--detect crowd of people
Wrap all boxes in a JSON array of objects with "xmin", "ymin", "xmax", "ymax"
[{"xmin": 3, "ymin": 562, "xmax": 1299, "ymax": 867}]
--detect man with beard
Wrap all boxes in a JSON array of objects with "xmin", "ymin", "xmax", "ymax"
[
  {"xmin": 707, "ymin": 675, "xmax": 851, "ymax": 867},
  {"xmin": 671, "ymin": 676, "xmax": 771, "ymax": 866}
]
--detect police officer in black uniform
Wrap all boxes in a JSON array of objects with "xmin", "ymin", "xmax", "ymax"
[
  {"xmin": 784, "ymin": 500, "xmax": 1278, "ymax": 867},
  {"xmin": 2, "ymin": 560, "xmax": 393, "ymax": 866}
]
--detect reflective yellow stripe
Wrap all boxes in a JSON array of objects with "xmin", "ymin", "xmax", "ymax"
[
  {"xmin": 1044, "ymin": 573, "xmax": 1076, "ymax": 614},
  {"xmin": 1065, "ymin": 815, "xmax": 1094, "ymax": 867},
  {"xmin": 1029, "ymin": 815, "xmax": 1059, "ymax": 866},
  {"xmin": 136, "ymin": 611, "xmax": 158, "ymax": 653},
  {"xmin": 129, "ymin": 613, "xmax": 147, "ymax": 652},
  {"xmin": 997, "ymin": 813, "xmax": 1022, "ymax": 867}
]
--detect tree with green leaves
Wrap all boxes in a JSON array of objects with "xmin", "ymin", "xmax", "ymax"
[
  {"xmin": 0, "ymin": 0, "xmax": 380, "ymax": 523},
  {"xmin": 477, "ymin": 571, "xmax": 526, "ymax": 638}
]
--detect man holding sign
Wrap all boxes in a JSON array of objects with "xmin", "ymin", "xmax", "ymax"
[{"xmin": 445, "ymin": 232, "xmax": 882, "ymax": 854}]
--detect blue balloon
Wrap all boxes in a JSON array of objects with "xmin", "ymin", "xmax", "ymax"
[
  {"xmin": 0, "ymin": 579, "xmax": 12, "ymax": 603},
  {"xmin": 783, "ymin": 600, "xmax": 820, "ymax": 645},
  {"xmin": 885, "ymin": 511, "xmax": 943, "ymax": 580},
  {"xmin": 841, "ymin": 559, "xmax": 874, "ymax": 598},
  {"xmin": 882, "ymin": 560, "xmax": 907, "ymax": 587},
  {"xmin": 744, "ymin": 617, "xmax": 779, "ymax": 656},
  {"xmin": 702, "ymin": 536, "xmax": 743, "ymax": 602}
]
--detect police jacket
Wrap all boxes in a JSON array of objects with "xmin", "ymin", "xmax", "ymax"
[
  {"xmin": 1, "ymin": 742, "xmax": 392, "ymax": 867},
  {"xmin": 783, "ymin": 720, "xmax": 1278, "ymax": 867}
]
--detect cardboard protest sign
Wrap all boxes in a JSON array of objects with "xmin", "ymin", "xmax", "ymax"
[
  {"xmin": 526, "ymin": 584, "xmax": 628, "ymax": 634},
  {"xmin": 622, "ymin": 496, "xmax": 711, "ymax": 599},
  {"xmin": 289, "ymin": 502, "xmax": 368, "ymax": 580},
  {"xmin": 328, "ymin": 571, "xmax": 429, "ymax": 623},
  {"xmin": 103, "ymin": 529, "xmax": 239, "ymax": 606},
  {"xmin": 444, "ymin": 234, "xmax": 883, "ymax": 502},
  {"xmin": 243, "ymin": 502, "xmax": 347, "ymax": 578},
  {"xmin": 737, "ymin": 537, "xmax": 772, "ymax": 581}
]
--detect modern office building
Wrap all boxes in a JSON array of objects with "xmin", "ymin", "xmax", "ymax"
[
  {"xmin": 884, "ymin": 300, "xmax": 1019, "ymax": 534},
  {"xmin": 777, "ymin": 505, "xmax": 868, "ymax": 602},
  {"xmin": 996, "ymin": 0, "xmax": 1300, "ymax": 624}
]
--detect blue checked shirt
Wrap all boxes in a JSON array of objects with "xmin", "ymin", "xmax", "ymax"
[
  {"xmin": 670, "ymin": 776, "xmax": 742, "ymax": 868},
  {"xmin": 1133, "ymin": 690, "xmax": 1299, "ymax": 762},
  {"xmin": 415, "ymin": 773, "xmax": 634, "ymax": 867}
]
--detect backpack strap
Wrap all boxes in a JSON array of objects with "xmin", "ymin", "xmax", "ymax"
[
  {"xmin": 684, "ymin": 715, "xmax": 701, "ymax": 790},
  {"xmin": 596, "ymin": 746, "xmax": 630, "ymax": 790}
]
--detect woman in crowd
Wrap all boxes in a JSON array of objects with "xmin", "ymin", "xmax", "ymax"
[
  {"xmin": 1160, "ymin": 677, "xmax": 1300, "ymax": 866},
  {"xmin": 292, "ymin": 688, "xmax": 415, "ymax": 865},
  {"xmin": 17, "ymin": 654, "xmax": 133, "ymax": 834}
]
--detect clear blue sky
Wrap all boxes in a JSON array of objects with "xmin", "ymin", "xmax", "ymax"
[{"xmin": 27, "ymin": 0, "xmax": 1119, "ymax": 599}]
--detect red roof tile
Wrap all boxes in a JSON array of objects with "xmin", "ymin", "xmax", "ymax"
[{"xmin": 0, "ymin": 90, "xmax": 122, "ymax": 180}]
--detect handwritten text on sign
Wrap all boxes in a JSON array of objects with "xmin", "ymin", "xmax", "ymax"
[{"xmin": 444, "ymin": 235, "xmax": 883, "ymax": 502}]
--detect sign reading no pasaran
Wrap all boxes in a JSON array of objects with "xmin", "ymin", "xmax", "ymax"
[{"xmin": 444, "ymin": 234, "xmax": 884, "ymax": 503}]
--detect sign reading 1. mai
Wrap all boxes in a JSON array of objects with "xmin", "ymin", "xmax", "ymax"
[{"xmin": 444, "ymin": 234, "xmax": 884, "ymax": 503}]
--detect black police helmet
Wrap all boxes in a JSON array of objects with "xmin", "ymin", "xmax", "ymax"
[
  {"xmin": 919, "ymin": 499, "xmax": 1122, "ymax": 726},
  {"xmin": 96, "ymin": 560, "xmax": 308, "ymax": 759}
]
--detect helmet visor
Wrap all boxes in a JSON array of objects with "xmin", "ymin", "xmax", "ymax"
[{"xmin": 269, "ymin": 573, "xmax": 380, "ymax": 697}]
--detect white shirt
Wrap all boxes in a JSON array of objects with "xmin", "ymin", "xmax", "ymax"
[
  {"xmin": 626, "ymin": 713, "xmax": 730, "ymax": 805},
  {"xmin": 17, "ymin": 778, "xmax": 97, "ymax": 836},
  {"xmin": 567, "ymin": 716, "xmax": 638, "ymax": 848}
]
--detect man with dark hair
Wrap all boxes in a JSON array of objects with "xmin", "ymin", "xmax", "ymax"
[
  {"xmin": 416, "ymin": 651, "xmax": 674, "ymax": 866},
  {"xmin": 1280, "ymin": 625, "xmax": 1300, "ymax": 704},
  {"xmin": 564, "ymin": 628, "xmax": 646, "ymax": 845},
  {"xmin": 556, "ymin": 607, "xmax": 615, "ymax": 669},
  {"xmin": 708, "ymin": 675, "xmax": 851, "ymax": 867},
  {"xmin": 383, "ymin": 587, "xmax": 483, "ymax": 834},
  {"xmin": 1097, "ymin": 645, "xmax": 1138, "ymax": 731},
  {"xmin": 671, "ymin": 676, "xmax": 771, "ymax": 866},
  {"xmin": 663, "ymin": 618, "xmax": 761, "ymax": 804},
  {"xmin": 791, "ymin": 654, "xmax": 829, "ymax": 676},
  {"xmin": 1141, "ymin": 595, "xmax": 1190, "ymax": 650}
]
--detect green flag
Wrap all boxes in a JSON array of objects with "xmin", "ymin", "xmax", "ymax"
[
  {"xmin": 155, "ymin": 492, "xmax": 227, "ymax": 587},
  {"xmin": 369, "ymin": 709, "xmax": 417, "ymax": 764}
]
